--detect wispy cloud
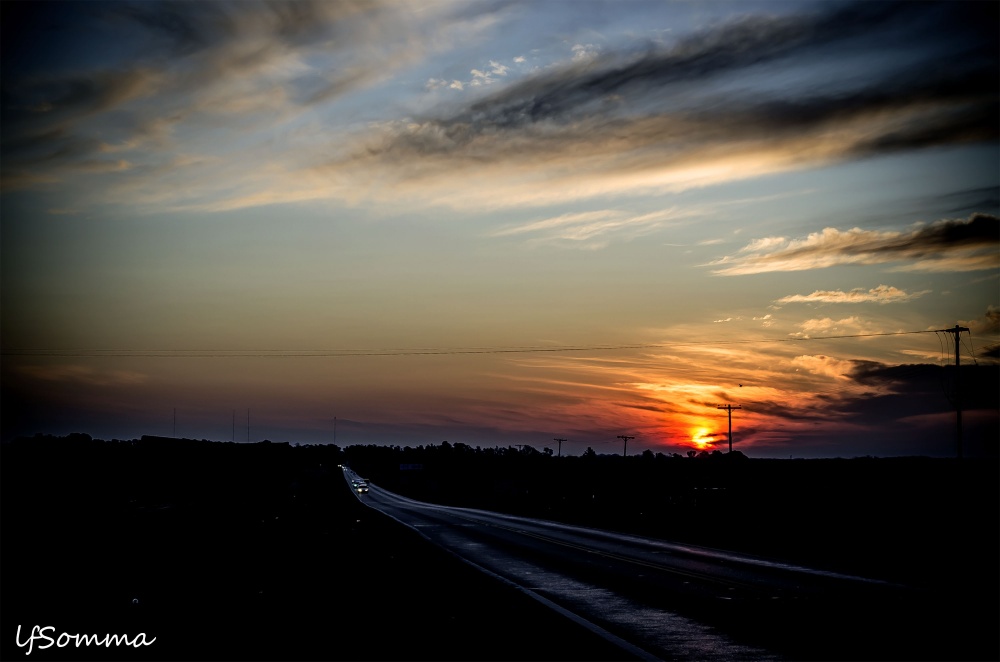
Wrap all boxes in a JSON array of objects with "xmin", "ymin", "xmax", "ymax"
[
  {"xmin": 791, "ymin": 355, "xmax": 856, "ymax": 381},
  {"xmin": 961, "ymin": 305, "xmax": 1000, "ymax": 337},
  {"xmin": 845, "ymin": 361, "xmax": 999, "ymax": 411},
  {"xmin": 774, "ymin": 285, "xmax": 931, "ymax": 306},
  {"xmin": 16, "ymin": 364, "xmax": 148, "ymax": 387},
  {"xmin": 790, "ymin": 316, "xmax": 881, "ymax": 338},
  {"xmin": 711, "ymin": 214, "xmax": 999, "ymax": 276},
  {"xmin": 308, "ymin": 2, "xmax": 998, "ymax": 212},
  {"xmin": 490, "ymin": 207, "xmax": 696, "ymax": 248},
  {"xmin": 4, "ymin": 1, "xmax": 995, "ymax": 216},
  {"xmin": 431, "ymin": 56, "xmax": 520, "ymax": 92},
  {"xmin": 1, "ymin": 0, "xmax": 489, "ymax": 201}
]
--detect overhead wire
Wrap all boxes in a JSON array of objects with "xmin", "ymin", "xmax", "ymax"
[
  {"xmin": 935, "ymin": 330, "xmax": 954, "ymax": 404},
  {"xmin": 0, "ymin": 329, "xmax": 950, "ymax": 358},
  {"xmin": 960, "ymin": 332, "xmax": 979, "ymax": 366}
]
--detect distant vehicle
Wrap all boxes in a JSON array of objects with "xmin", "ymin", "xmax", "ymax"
[{"xmin": 355, "ymin": 482, "xmax": 369, "ymax": 494}]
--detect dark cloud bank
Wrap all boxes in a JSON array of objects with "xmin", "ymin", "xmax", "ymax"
[{"xmin": 366, "ymin": 1, "xmax": 998, "ymax": 170}]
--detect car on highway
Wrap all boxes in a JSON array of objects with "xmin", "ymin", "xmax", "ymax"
[{"xmin": 355, "ymin": 482, "xmax": 369, "ymax": 494}]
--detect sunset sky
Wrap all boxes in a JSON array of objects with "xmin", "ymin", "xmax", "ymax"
[{"xmin": 2, "ymin": 0, "xmax": 998, "ymax": 458}]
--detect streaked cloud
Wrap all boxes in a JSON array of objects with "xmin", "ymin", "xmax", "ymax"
[
  {"xmin": 306, "ymin": 2, "xmax": 997, "ymax": 213},
  {"xmin": 961, "ymin": 305, "xmax": 1000, "ymax": 338},
  {"xmin": 775, "ymin": 285, "xmax": 930, "ymax": 306},
  {"xmin": 790, "ymin": 316, "xmax": 881, "ymax": 339},
  {"xmin": 1, "ymin": 0, "xmax": 493, "ymax": 201},
  {"xmin": 791, "ymin": 355, "xmax": 856, "ymax": 381},
  {"xmin": 712, "ymin": 214, "xmax": 999, "ymax": 276},
  {"xmin": 846, "ymin": 361, "xmax": 999, "ymax": 411},
  {"xmin": 4, "ymin": 1, "xmax": 995, "ymax": 217},
  {"xmin": 490, "ymin": 207, "xmax": 696, "ymax": 248},
  {"xmin": 16, "ymin": 364, "xmax": 148, "ymax": 387}
]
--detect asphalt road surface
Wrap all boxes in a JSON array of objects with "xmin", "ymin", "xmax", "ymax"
[{"xmin": 344, "ymin": 469, "xmax": 987, "ymax": 661}]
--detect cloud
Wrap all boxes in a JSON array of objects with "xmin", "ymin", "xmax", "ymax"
[
  {"xmin": 571, "ymin": 43, "xmax": 600, "ymax": 61},
  {"xmin": 488, "ymin": 60, "xmax": 509, "ymax": 77},
  {"xmin": 790, "ymin": 316, "xmax": 880, "ymax": 338},
  {"xmin": 1, "ymin": 66, "xmax": 160, "ymax": 181},
  {"xmin": 490, "ymin": 207, "xmax": 696, "ymax": 247},
  {"xmin": 456, "ymin": 2, "xmax": 992, "ymax": 144},
  {"xmin": 792, "ymin": 355, "xmax": 856, "ymax": 381},
  {"xmin": 427, "ymin": 55, "xmax": 536, "ymax": 97},
  {"xmin": 16, "ymin": 364, "xmax": 148, "ymax": 387},
  {"xmin": 708, "ymin": 314, "xmax": 770, "ymax": 326},
  {"xmin": 1, "ymin": 0, "xmax": 487, "ymax": 201},
  {"xmin": 846, "ymin": 361, "xmax": 999, "ymax": 411},
  {"xmin": 775, "ymin": 285, "xmax": 931, "ymax": 306},
  {"xmin": 306, "ymin": 2, "xmax": 997, "ymax": 213},
  {"xmin": 712, "ymin": 214, "xmax": 999, "ymax": 276},
  {"xmin": 961, "ymin": 306, "xmax": 1000, "ymax": 339},
  {"xmin": 3, "ymin": 1, "xmax": 997, "ymax": 216},
  {"xmin": 974, "ymin": 307, "xmax": 1000, "ymax": 334}
]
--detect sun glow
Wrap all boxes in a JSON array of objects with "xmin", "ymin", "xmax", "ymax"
[{"xmin": 691, "ymin": 427, "xmax": 715, "ymax": 449}]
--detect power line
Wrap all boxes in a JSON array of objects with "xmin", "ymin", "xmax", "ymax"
[
  {"xmin": 716, "ymin": 404, "xmax": 741, "ymax": 453},
  {"xmin": 938, "ymin": 325, "xmax": 970, "ymax": 459},
  {"xmin": 0, "ymin": 329, "xmax": 948, "ymax": 359},
  {"xmin": 0, "ymin": 345, "xmax": 662, "ymax": 358},
  {"xmin": 553, "ymin": 438, "xmax": 567, "ymax": 457},
  {"xmin": 960, "ymin": 334, "xmax": 979, "ymax": 365}
]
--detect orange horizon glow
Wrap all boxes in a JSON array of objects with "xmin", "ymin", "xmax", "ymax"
[{"xmin": 690, "ymin": 427, "xmax": 716, "ymax": 450}]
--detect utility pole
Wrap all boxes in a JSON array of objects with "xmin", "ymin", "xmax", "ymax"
[
  {"xmin": 553, "ymin": 438, "xmax": 567, "ymax": 457},
  {"xmin": 717, "ymin": 404, "xmax": 741, "ymax": 453},
  {"xmin": 939, "ymin": 324, "xmax": 970, "ymax": 458},
  {"xmin": 617, "ymin": 435, "xmax": 634, "ymax": 457}
]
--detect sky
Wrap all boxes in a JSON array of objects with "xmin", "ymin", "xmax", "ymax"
[{"xmin": 2, "ymin": 0, "xmax": 998, "ymax": 458}]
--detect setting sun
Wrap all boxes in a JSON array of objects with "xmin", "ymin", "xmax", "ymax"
[{"xmin": 691, "ymin": 428, "xmax": 715, "ymax": 450}]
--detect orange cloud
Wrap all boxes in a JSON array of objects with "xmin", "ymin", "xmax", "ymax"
[
  {"xmin": 16, "ymin": 363, "xmax": 148, "ymax": 387},
  {"xmin": 774, "ymin": 285, "xmax": 930, "ymax": 306},
  {"xmin": 712, "ymin": 215, "xmax": 999, "ymax": 276}
]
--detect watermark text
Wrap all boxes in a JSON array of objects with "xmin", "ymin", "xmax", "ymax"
[{"xmin": 15, "ymin": 625, "xmax": 156, "ymax": 656}]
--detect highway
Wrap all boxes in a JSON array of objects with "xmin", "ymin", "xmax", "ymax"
[{"xmin": 342, "ymin": 470, "xmax": 955, "ymax": 661}]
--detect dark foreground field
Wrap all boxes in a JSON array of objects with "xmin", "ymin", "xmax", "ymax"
[
  {"xmin": 2, "ymin": 435, "xmax": 632, "ymax": 661},
  {"xmin": 3, "ymin": 434, "xmax": 998, "ymax": 661}
]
